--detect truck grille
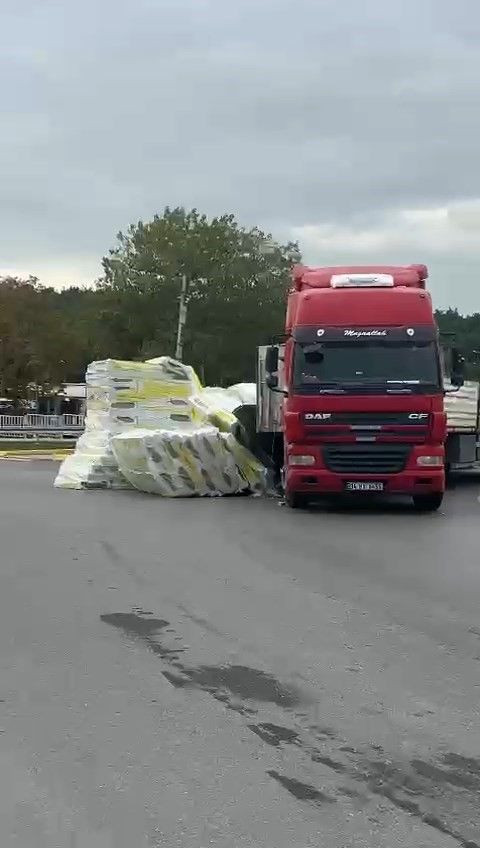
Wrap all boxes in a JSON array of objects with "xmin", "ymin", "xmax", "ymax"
[
  {"xmin": 323, "ymin": 445, "xmax": 410, "ymax": 474},
  {"xmin": 304, "ymin": 412, "xmax": 429, "ymax": 427},
  {"xmin": 331, "ymin": 413, "xmax": 426, "ymax": 426}
]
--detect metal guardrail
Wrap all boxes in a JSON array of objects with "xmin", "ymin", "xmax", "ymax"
[{"xmin": 0, "ymin": 414, "xmax": 85, "ymax": 430}]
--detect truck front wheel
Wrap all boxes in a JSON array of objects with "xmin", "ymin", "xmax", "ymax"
[
  {"xmin": 412, "ymin": 493, "xmax": 444, "ymax": 512},
  {"xmin": 285, "ymin": 491, "xmax": 309, "ymax": 509}
]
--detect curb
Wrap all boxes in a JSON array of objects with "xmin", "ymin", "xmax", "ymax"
[{"xmin": 0, "ymin": 450, "xmax": 72, "ymax": 461}]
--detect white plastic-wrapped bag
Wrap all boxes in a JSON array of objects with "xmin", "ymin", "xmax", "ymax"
[
  {"xmin": 225, "ymin": 383, "xmax": 256, "ymax": 407},
  {"xmin": 112, "ymin": 426, "xmax": 264, "ymax": 497},
  {"xmin": 54, "ymin": 431, "xmax": 131, "ymax": 490},
  {"xmin": 85, "ymin": 357, "xmax": 199, "ymax": 433},
  {"xmin": 190, "ymin": 383, "xmax": 256, "ymax": 432},
  {"xmin": 190, "ymin": 388, "xmax": 238, "ymax": 431}
]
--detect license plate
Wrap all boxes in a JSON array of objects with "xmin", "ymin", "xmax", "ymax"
[{"xmin": 345, "ymin": 481, "xmax": 384, "ymax": 492}]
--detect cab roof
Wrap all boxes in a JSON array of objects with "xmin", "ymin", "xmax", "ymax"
[
  {"xmin": 292, "ymin": 264, "xmax": 428, "ymax": 291},
  {"xmin": 289, "ymin": 286, "xmax": 434, "ymax": 331}
]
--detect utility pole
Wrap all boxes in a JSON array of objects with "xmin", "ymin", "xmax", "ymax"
[{"xmin": 175, "ymin": 274, "xmax": 188, "ymax": 361}]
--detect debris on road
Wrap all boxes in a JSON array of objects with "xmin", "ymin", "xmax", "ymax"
[
  {"xmin": 113, "ymin": 427, "xmax": 263, "ymax": 497},
  {"xmin": 55, "ymin": 356, "xmax": 264, "ymax": 496}
]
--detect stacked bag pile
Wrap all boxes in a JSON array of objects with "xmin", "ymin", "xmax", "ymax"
[
  {"xmin": 54, "ymin": 357, "xmax": 200, "ymax": 490},
  {"xmin": 55, "ymin": 356, "xmax": 264, "ymax": 497}
]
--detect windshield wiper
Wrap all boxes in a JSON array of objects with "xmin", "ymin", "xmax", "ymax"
[
  {"xmin": 386, "ymin": 380, "xmax": 440, "ymax": 393},
  {"xmin": 298, "ymin": 381, "xmax": 346, "ymax": 394},
  {"xmin": 386, "ymin": 380, "xmax": 419, "ymax": 386},
  {"xmin": 316, "ymin": 381, "xmax": 346, "ymax": 394},
  {"xmin": 298, "ymin": 379, "xmax": 438, "ymax": 395},
  {"xmin": 332, "ymin": 380, "xmax": 415, "ymax": 394}
]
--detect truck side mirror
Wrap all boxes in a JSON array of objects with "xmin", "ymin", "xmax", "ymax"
[
  {"xmin": 451, "ymin": 371, "xmax": 464, "ymax": 388},
  {"xmin": 265, "ymin": 345, "xmax": 279, "ymax": 374},
  {"xmin": 265, "ymin": 345, "xmax": 286, "ymax": 393},
  {"xmin": 451, "ymin": 348, "xmax": 465, "ymax": 388}
]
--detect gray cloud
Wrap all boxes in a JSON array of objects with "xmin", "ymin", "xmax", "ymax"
[{"xmin": 1, "ymin": 0, "xmax": 479, "ymax": 309}]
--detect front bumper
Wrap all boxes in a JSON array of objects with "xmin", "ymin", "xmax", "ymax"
[
  {"xmin": 285, "ymin": 467, "xmax": 444, "ymax": 495},
  {"xmin": 285, "ymin": 444, "xmax": 445, "ymax": 495}
]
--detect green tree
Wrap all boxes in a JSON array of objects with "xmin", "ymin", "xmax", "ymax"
[
  {"xmin": 0, "ymin": 276, "xmax": 84, "ymax": 405},
  {"xmin": 101, "ymin": 207, "xmax": 300, "ymax": 383}
]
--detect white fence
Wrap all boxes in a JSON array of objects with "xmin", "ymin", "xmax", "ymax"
[{"xmin": 0, "ymin": 414, "xmax": 85, "ymax": 431}]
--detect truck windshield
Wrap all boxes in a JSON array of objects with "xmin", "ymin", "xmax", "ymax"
[{"xmin": 293, "ymin": 341, "xmax": 441, "ymax": 394}]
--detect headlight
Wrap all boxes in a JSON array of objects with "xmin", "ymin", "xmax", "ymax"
[
  {"xmin": 416, "ymin": 455, "xmax": 443, "ymax": 467},
  {"xmin": 289, "ymin": 455, "xmax": 315, "ymax": 466}
]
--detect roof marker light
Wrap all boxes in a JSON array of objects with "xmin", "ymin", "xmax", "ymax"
[{"xmin": 330, "ymin": 273, "xmax": 394, "ymax": 288}]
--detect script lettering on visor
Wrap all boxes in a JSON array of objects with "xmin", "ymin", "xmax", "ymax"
[{"xmin": 342, "ymin": 329, "xmax": 388, "ymax": 338}]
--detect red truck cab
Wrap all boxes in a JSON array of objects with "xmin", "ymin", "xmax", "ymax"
[{"xmin": 261, "ymin": 264, "xmax": 449, "ymax": 511}]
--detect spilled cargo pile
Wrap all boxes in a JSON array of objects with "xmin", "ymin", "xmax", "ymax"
[
  {"xmin": 54, "ymin": 357, "xmax": 263, "ymax": 497},
  {"xmin": 112, "ymin": 428, "xmax": 263, "ymax": 497}
]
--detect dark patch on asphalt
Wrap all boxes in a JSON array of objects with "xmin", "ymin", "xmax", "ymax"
[
  {"xmin": 248, "ymin": 723, "xmax": 300, "ymax": 747},
  {"xmin": 379, "ymin": 788, "xmax": 479, "ymax": 848},
  {"xmin": 267, "ymin": 770, "xmax": 335, "ymax": 804},
  {"xmin": 101, "ymin": 613, "xmax": 170, "ymax": 640},
  {"xmin": 100, "ymin": 612, "xmax": 479, "ymax": 845},
  {"xmin": 223, "ymin": 700, "xmax": 257, "ymax": 717},
  {"xmin": 149, "ymin": 643, "xmax": 182, "ymax": 659},
  {"xmin": 185, "ymin": 664, "xmax": 302, "ymax": 707},
  {"xmin": 309, "ymin": 724, "xmax": 337, "ymax": 741},
  {"xmin": 264, "ymin": 730, "xmax": 480, "ymax": 847},
  {"xmin": 100, "ymin": 613, "xmax": 185, "ymax": 667},
  {"xmin": 158, "ymin": 662, "xmax": 295, "ymax": 708},
  {"xmin": 337, "ymin": 785, "xmax": 365, "ymax": 799},
  {"xmin": 198, "ymin": 685, "xmax": 256, "ymax": 715},
  {"xmin": 358, "ymin": 756, "xmax": 480, "ymax": 848},
  {"xmin": 101, "ymin": 613, "xmax": 302, "ymax": 713},
  {"xmin": 311, "ymin": 753, "xmax": 346, "ymax": 773},
  {"xmin": 161, "ymin": 670, "xmax": 188, "ymax": 689},
  {"xmin": 411, "ymin": 754, "xmax": 480, "ymax": 792},
  {"xmin": 442, "ymin": 753, "xmax": 480, "ymax": 780},
  {"xmin": 412, "ymin": 709, "xmax": 435, "ymax": 717},
  {"xmin": 360, "ymin": 758, "xmax": 425, "ymax": 798}
]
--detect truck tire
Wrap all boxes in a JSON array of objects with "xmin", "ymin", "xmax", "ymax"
[
  {"xmin": 285, "ymin": 491, "xmax": 309, "ymax": 509},
  {"xmin": 412, "ymin": 493, "xmax": 444, "ymax": 512}
]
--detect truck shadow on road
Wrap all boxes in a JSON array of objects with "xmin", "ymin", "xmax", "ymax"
[{"xmin": 288, "ymin": 497, "xmax": 434, "ymax": 515}]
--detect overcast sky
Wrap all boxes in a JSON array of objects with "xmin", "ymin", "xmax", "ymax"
[{"xmin": 1, "ymin": 0, "xmax": 479, "ymax": 312}]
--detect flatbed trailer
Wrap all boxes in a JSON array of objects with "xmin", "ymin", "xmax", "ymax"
[{"xmin": 444, "ymin": 381, "xmax": 480, "ymax": 471}]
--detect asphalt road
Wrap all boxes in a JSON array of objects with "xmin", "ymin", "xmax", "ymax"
[{"xmin": 1, "ymin": 463, "xmax": 480, "ymax": 848}]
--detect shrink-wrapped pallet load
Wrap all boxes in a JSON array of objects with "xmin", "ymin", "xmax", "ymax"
[
  {"xmin": 54, "ymin": 357, "xmax": 200, "ymax": 489},
  {"xmin": 55, "ymin": 355, "xmax": 263, "ymax": 497},
  {"xmin": 111, "ymin": 427, "xmax": 263, "ymax": 497}
]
